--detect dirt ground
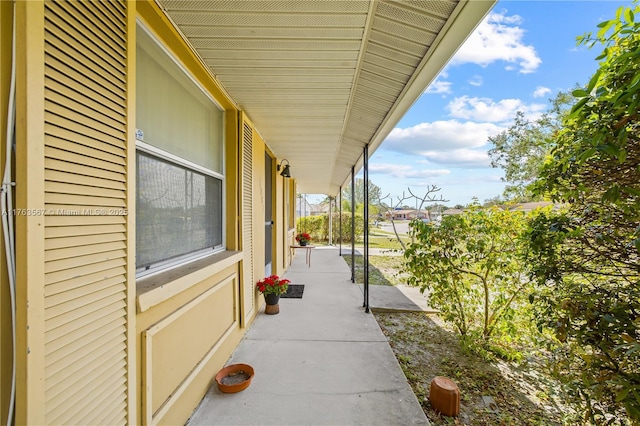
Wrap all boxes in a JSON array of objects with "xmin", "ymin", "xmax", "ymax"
[{"xmin": 375, "ymin": 311, "xmax": 576, "ymax": 426}]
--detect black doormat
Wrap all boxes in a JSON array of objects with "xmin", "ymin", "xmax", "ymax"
[{"xmin": 281, "ymin": 284, "xmax": 304, "ymax": 299}]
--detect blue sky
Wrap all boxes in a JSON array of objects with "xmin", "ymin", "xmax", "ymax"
[{"xmin": 337, "ymin": 0, "xmax": 633, "ymax": 207}]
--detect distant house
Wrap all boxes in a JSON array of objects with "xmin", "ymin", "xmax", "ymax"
[
  {"xmin": 296, "ymin": 197, "xmax": 314, "ymax": 217},
  {"xmin": 385, "ymin": 209, "xmax": 429, "ymax": 220},
  {"xmin": 310, "ymin": 203, "xmax": 330, "ymax": 216}
]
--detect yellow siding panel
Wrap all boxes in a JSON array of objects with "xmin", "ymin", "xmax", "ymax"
[
  {"xmin": 44, "ymin": 232, "xmax": 125, "ymax": 250},
  {"xmin": 46, "ymin": 132, "xmax": 126, "ymax": 165},
  {"xmin": 241, "ymin": 119, "xmax": 255, "ymax": 325},
  {"xmin": 46, "ymin": 349, "xmax": 126, "ymax": 424},
  {"xmin": 44, "ymin": 249, "xmax": 126, "ymax": 274},
  {"xmin": 45, "ymin": 241, "xmax": 126, "ymax": 262},
  {"xmin": 45, "ymin": 258, "xmax": 126, "ymax": 286},
  {"xmin": 72, "ymin": 1, "xmax": 126, "ymax": 45},
  {"xmin": 45, "ymin": 157, "xmax": 125, "ymax": 182},
  {"xmin": 44, "ymin": 58, "xmax": 125, "ymax": 115},
  {"xmin": 45, "ymin": 100, "xmax": 125, "ymax": 140},
  {"xmin": 43, "ymin": 0, "xmax": 129, "ymax": 423},
  {"xmin": 46, "ymin": 1, "xmax": 125, "ymax": 62},
  {"xmin": 45, "ymin": 303, "xmax": 127, "ymax": 364},
  {"xmin": 45, "ymin": 181, "xmax": 125, "ymax": 200},
  {"xmin": 47, "ymin": 334, "xmax": 126, "ymax": 398},
  {"xmin": 45, "ymin": 145, "xmax": 126, "ymax": 174},
  {"xmin": 79, "ymin": 385, "xmax": 127, "ymax": 426},
  {"xmin": 87, "ymin": 0, "xmax": 126, "ymax": 28},
  {"xmin": 44, "ymin": 20, "xmax": 125, "ymax": 85},
  {"xmin": 79, "ymin": 384, "xmax": 128, "ymax": 426},
  {"xmin": 45, "ymin": 272, "xmax": 125, "ymax": 306},
  {"xmin": 44, "ymin": 289, "xmax": 125, "ymax": 327},
  {"xmin": 44, "ymin": 193, "xmax": 127, "ymax": 208},
  {"xmin": 45, "ymin": 169, "xmax": 127, "ymax": 192},
  {"xmin": 45, "ymin": 223, "xmax": 126, "ymax": 238},
  {"xmin": 45, "ymin": 214, "xmax": 126, "ymax": 227},
  {"xmin": 45, "ymin": 309, "xmax": 125, "ymax": 363},
  {"xmin": 87, "ymin": 1, "xmax": 125, "ymax": 26},
  {"xmin": 45, "ymin": 123, "xmax": 126, "ymax": 157},
  {"xmin": 46, "ymin": 88, "xmax": 125, "ymax": 132},
  {"xmin": 45, "ymin": 111, "xmax": 125, "ymax": 149}
]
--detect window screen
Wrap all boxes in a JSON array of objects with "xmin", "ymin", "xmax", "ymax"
[
  {"xmin": 136, "ymin": 23, "xmax": 225, "ymax": 275},
  {"xmin": 136, "ymin": 151, "xmax": 222, "ymax": 272}
]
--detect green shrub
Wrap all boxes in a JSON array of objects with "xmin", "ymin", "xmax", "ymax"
[
  {"xmin": 297, "ymin": 213, "xmax": 364, "ymax": 243},
  {"xmin": 404, "ymin": 205, "xmax": 537, "ymax": 356}
]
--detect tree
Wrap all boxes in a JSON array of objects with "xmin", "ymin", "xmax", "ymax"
[
  {"xmin": 488, "ymin": 92, "xmax": 575, "ymax": 202},
  {"xmin": 342, "ymin": 178, "xmax": 382, "ymax": 207},
  {"xmin": 341, "ymin": 178, "xmax": 382, "ymax": 217},
  {"xmin": 404, "ymin": 204, "xmax": 535, "ymax": 351},
  {"xmin": 527, "ymin": 3, "xmax": 640, "ymax": 422},
  {"xmin": 374, "ymin": 185, "xmax": 446, "ymax": 250}
]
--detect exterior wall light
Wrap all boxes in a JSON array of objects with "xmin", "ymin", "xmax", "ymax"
[{"xmin": 277, "ymin": 159, "xmax": 291, "ymax": 178}]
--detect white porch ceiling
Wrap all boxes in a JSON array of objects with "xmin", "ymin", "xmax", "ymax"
[{"xmin": 157, "ymin": 0, "xmax": 495, "ymax": 196}]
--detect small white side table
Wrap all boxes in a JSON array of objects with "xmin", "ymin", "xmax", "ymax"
[{"xmin": 289, "ymin": 245, "xmax": 315, "ymax": 267}]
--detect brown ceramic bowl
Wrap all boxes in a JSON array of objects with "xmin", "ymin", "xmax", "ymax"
[{"xmin": 215, "ymin": 363, "xmax": 254, "ymax": 393}]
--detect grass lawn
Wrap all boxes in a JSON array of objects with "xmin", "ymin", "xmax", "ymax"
[
  {"xmin": 345, "ymin": 224, "xmax": 413, "ymax": 250},
  {"xmin": 342, "ymin": 254, "xmax": 409, "ymax": 286}
]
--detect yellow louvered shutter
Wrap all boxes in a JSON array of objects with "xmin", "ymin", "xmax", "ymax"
[
  {"xmin": 43, "ymin": 1, "xmax": 129, "ymax": 424},
  {"xmin": 241, "ymin": 119, "xmax": 255, "ymax": 325}
]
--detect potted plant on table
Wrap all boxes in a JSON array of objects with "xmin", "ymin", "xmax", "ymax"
[
  {"xmin": 295, "ymin": 232, "xmax": 311, "ymax": 246},
  {"xmin": 256, "ymin": 275, "xmax": 290, "ymax": 315}
]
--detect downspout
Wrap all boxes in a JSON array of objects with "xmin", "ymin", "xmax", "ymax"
[
  {"xmin": 2, "ymin": 2, "xmax": 17, "ymax": 425},
  {"xmin": 363, "ymin": 145, "xmax": 369, "ymax": 313},
  {"xmin": 350, "ymin": 166, "xmax": 355, "ymax": 283}
]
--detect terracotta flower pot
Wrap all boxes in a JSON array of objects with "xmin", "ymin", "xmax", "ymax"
[{"xmin": 215, "ymin": 363, "xmax": 254, "ymax": 393}]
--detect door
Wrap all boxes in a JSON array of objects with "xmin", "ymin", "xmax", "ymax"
[{"xmin": 264, "ymin": 152, "xmax": 273, "ymax": 276}]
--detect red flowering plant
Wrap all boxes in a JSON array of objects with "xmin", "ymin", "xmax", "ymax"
[
  {"xmin": 295, "ymin": 232, "xmax": 311, "ymax": 244},
  {"xmin": 256, "ymin": 275, "xmax": 290, "ymax": 296}
]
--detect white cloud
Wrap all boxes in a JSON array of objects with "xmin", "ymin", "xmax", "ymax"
[
  {"xmin": 417, "ymin": 149, "xmax": 491, "ymax": 168},
  {"xmin": 533, "ymin": 86, "xmax": 552, "ymax": 98},
  {"xmin": 385, "ymin": 120, "xmax": 503, "ymax": 153},
  {"xmin": 469, "ymin": 75, "xmax": 483, "ymax": 87},
  {"xmin": 447, "ymin": 96, "xmax": 546, "ymax": 122},
  {"xmin": 369, "ymin": 163, "xmax": 450, "ymax": 179},
  {"xmin": 452, "ymin": 11, "xmax": 541, "ymax": 74},
  {"xmin": 425, "ymin": 79, "xmax": 452, "ymax": 94}
]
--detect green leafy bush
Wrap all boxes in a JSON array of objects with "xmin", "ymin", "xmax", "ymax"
[
  {"xmin": 297, "ymin": 213, "xmax": 364, "ymax": 243},
  {"xmin": 526, "ymin": 3, "xmax": 640, "ymax": 422},
  {"xmin": 403, "ymin": 205, "xmax": 537, "ymax": 354}
]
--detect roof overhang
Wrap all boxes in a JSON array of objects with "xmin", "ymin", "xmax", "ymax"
[{"xmin": 156, "ymin": 0, "xmax": 496, "ymax": 196}]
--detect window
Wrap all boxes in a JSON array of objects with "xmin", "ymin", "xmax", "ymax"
[{"xmin": 136, "ymin": 24, "xmax": 224, "ymax": 275}]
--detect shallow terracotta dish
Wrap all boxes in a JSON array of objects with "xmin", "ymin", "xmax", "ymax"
[{"xmin": 215, "ymin": 363, "xmax": 254, "ymax": 393}]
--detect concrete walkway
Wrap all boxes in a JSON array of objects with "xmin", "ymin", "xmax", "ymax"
[
  {"xmin": 362, "ymin": 284, "xmax": 438, "ymax": 314},
  {"xmin": 187, "ymin": 246, "xmax": 429, "ymax": 426},
  {"xmin": 339, "ymin": 247, "xmax": 437, "ymax": 313}
]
